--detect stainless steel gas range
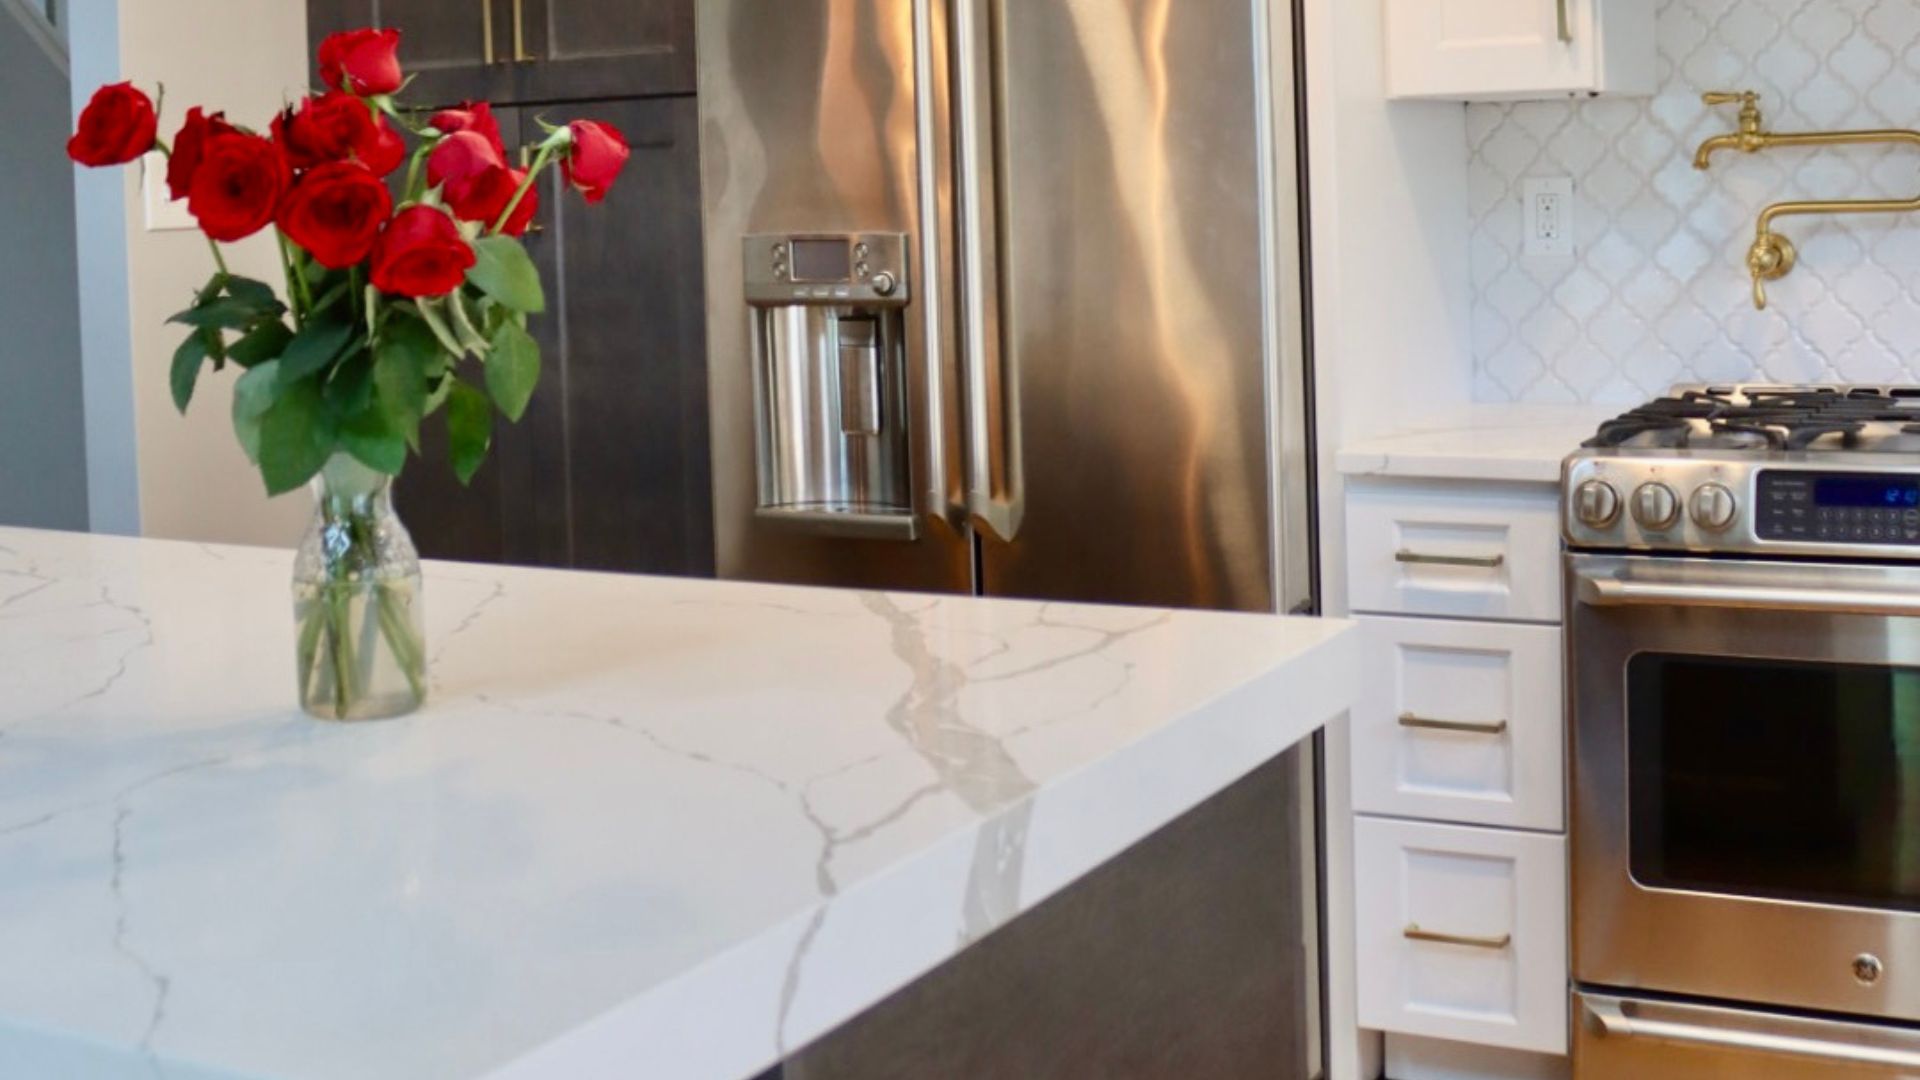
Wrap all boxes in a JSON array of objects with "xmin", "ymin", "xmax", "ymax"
[{"xmin": 1563, "ymin": 385, "xmax": 1920, "ymax": 1078}]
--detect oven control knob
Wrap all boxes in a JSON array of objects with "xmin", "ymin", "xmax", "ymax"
[
  {"xmin": 1689, "ymin": 483, "xmax": 1738, "ymax": 532},
  {"xmin": 1632, "ymin": 482, "xmax": 1681, "ymax": 530},
  {"xmin": 1574, "ymin": 480, "xmax": 1621, "ymax": 527}
]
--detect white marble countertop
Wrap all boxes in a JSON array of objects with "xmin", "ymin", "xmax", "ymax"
[
  {"xmin": 0, "ymin": 527, "xmax": 1357, "ymax": 1080},
  {"xmin": 1335, "ymin": 403, "xmax": 1619, "ymax": 484}
]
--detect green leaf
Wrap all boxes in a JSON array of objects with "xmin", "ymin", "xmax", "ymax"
[
  {"xmin": 224, "ymin": 275, "xmax": 279, "ymax": 308},
  {"xmin": 169, "ymin": 296, "xmax": 274, "ymax": 330},
  {"xmin": 169, "ymin": 332, "xmax": 209, "ymax": 414},
  {"xmin": 228, "ymin": 321, "xmax": 294, "ymax": 369},
  {"xmin": 325, "ymin": 348, "xmax": 376, "ymax": 416},
  {"xmin": 340, "ymin": 401, "xmax": 408, "ymax": 475},
  {"xmin": 445, "ymin": 379, "xmax": 493, "ymax": 486},
  {"xmin": 485, "ymin": 318, "xmax": 541, "ymax": 423},
  {"xmin": 448, "ymin": 290, "xmax": 490, "ymax": 356},
  {"xmin": 257, "ymin": 378, "xmax": 336, "ymax": 496},
  {"xmin": 373, "ymin": 318, "xmax": 438, "ymax": 440},
  {"xmin": 275, "ymin": 316, "xmax": 356, "ymax": 389},
  {"xmin": 411, "ymin": 296, "xmax": 467, "ymax": 359},
  {"xmin": 231, "ymin": 360, "xmax": 282, "ymax": 466},
  {"xmin": 467, "ymin": 235, "xmax": 545, "ymax": 314}
]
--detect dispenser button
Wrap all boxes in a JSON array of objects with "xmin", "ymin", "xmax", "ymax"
[{"xmin": 870, "ymin": 271, "xmax": 898, "ymax": 297}]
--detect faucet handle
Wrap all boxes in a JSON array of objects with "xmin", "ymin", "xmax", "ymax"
[{"xmin": 1701, "ymin": 90, "xmax": 1758, "ymax": 107}]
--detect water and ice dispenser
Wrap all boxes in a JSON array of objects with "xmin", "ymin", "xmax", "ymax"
[{"xmin": 743, "ymin": 232, "xmax": 916, "ymax": 540}]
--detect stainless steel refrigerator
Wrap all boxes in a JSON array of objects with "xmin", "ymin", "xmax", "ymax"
[{"xmin": 696, "ymin": 0, "xmax": 1313, "ymax": 617}]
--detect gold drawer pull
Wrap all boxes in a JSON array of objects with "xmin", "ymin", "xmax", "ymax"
[
  {"xmin": 1405, "ymin": 925, "xmax": 1512, "ymax": 950},
  {"xmin": 1399, "ymin": 713, "xmax": 1509, "ymax": 736},
  {"xmin": 1395, "ymin": 550, "xmax": 1505, "ymax": 569}
]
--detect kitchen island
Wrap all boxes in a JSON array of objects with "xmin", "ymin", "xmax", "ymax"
[{"xmin": 0, "ymin": 527, "xmax": 1357, "ymax": 1080}]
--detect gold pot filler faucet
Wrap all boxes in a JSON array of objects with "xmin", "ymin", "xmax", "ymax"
[{"xmin": 1693, "ymin": 90, "xmax": 1920, "ymax": 310}]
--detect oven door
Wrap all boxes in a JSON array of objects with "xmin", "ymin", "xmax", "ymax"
[{"xmin": 1569, "ymin": 553, "xmax": 1920, "ymax": 1022}]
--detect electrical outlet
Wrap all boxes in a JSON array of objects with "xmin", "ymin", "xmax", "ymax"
[
  {"xmin": 143, "ymin": 152, "xmax": 198, "ymax": 232},
  {"xmin": 1523, "ymin": 177, "xmax": 1574, "ymax": 257}
]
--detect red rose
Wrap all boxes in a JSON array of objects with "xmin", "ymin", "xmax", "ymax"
[
  {"xmin": 277, "ymin": 161, "xmax": 393, "ymax": 269},
  {"xmin": 165, "ymin": 107, "xmax": 236, "ymax": 201},
  {"xmin": 369, "ymin": 206, "xmax": 474, "ymax": 298},
  {"xmin": 187, "ymin": 133, "xmax": 290, "ymax": 242},
  {"xmin": 427, "ymin": 130, "xmax": 505, "ymax": 205},
  {"xmin": 272, "ymin": 92, "xmax": 405, "ymax": 177},
  {"xmin": 447, "ymin": 165, "xmax": 539, "ymax": 238},
  {"xmin": 561, "ymin": 120, "xmax": 629, "ymax": 204},
  {"xmin": 67, "ymin": 82, "xmax": 158, "ymax": 167},
  {"xmin": 318, "ymin": 28, "xmax": 403, "ymax": 96},
  {"xmin": 429, "ymin": 103, "xmax": 505, "ymax": 158}
]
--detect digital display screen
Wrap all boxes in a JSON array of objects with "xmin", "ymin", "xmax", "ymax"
[
  {"xmin": 1815, "ymin": 476, "xmax": 1920, "ymax": 508},
  {"xmin": 789, "ymin": 239, "xmax": 852, "ymax": 283}
]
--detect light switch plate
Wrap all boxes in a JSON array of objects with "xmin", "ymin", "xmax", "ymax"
[
  {"xmin": 143, "ymin": 153, "xmax": 198, "ymax": 232},
  {"xmin": 1522, "ymin": 177, "xmax": 1574, "ymax": 258}
]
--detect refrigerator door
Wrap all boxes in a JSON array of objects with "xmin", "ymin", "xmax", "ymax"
[
  {"xmin": 959, "ymin": 0, "xmax": 1293, "ymax": 613},
  {"xmin": 697, "ymin": 0, "xmax": 972, "ymax": 591}
]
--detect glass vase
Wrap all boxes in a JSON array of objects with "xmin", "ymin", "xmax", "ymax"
[{"xmin": 292, "ymin": 454, "xmax": 427, "ymax": 721}]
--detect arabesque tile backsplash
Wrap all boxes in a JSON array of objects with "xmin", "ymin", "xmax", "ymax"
[{"xmin": 1471, "ymin": 0, "xmax": 1920, "ymax": 402}]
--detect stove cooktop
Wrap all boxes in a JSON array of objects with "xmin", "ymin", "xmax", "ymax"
[
  {"xmin": 1565, "ymin": 385, "xmax": 1920, "ymax": 558},
  {"xmin": 1584, "ymin": 384, "xmax": 1920, "ymax": 455}
]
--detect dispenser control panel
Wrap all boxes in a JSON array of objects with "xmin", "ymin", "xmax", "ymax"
[{"xmin": 743, "ymin": 232, "xmax": 909, "ymax": 306}]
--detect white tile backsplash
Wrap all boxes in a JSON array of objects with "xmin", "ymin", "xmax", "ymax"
[{"xmin": 1470, "ymin": 0, "xmax": 1920, "ymax": 403}]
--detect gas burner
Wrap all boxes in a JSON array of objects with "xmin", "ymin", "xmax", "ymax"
[{"xmin": 1582, "ymin": 384, "xmax": 1920, "ymax": 453}]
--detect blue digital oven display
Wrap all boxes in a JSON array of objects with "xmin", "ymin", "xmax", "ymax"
[{"xmin": 1814, "ymin": 476, "xmax": 1920, "ymax": 509}]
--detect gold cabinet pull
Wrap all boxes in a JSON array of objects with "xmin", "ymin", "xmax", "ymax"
[
  {"xmin": 1556, "ymin": 0, "xmax": 1572, "ymax": 43},
  {"xmin": 1394, "ymin": 550, "xmax": 1505, "ymax": 569},
  {"xmin": 1405, "ymin": 925, "xmax": 1512, "ymax": 950},
  {"xmin": 512, "ymin": 0, "xmax": 534, "ymax": 61},
  {"xmin": 482, "ymin": 0, "xmax": 497, "ymax": 63},
  {"xmin": 1398, "ymin": 713, "xmax": 1509, "ymax": 736}
]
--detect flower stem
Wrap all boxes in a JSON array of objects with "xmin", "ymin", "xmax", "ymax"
[
  {"xmin": 205, "ymin": 237, "xmax": 230, "ymax": 278},
  {"xmin": 493, "ymin": 144, "xmax": 556, "ymax": 235},
  {"xmin": 279, "ymin": 232, "xmax": 315, "ymax": 320}
]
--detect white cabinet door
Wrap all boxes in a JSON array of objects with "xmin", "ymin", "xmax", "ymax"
[
  {"xmin": 1386, "ymin": 0, "xmax": 1655, "ymax": 101},
  {"xmin": 1352, "ymin": 615, "xmax": 1563, "ymax": 831},
  {"xmin": 1346, "ymin": 478, "xmax": 1562, "ymax": 623},
  {"xmin": 1356, "ymin": 817, "xmax": 1568, "ymax": 1055}
]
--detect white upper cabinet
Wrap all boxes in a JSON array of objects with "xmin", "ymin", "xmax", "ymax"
[{"xmin": 1386, "ymin": 0, "xmax": 1655, "ymax": 101}]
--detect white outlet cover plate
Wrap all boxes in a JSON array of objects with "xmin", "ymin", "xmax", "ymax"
[
  {"xmin": 143, "ymin": 152, "xmax": 199, "ymax": 232},
  {"xmin": 1522, "ymin": 177, "xmax": 1574, "ymax": 258}
]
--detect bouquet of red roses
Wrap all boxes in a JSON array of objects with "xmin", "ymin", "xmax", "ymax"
[
  {"xmin": 68, "ymin": 28, "xmax": 631, "ymax": 721},
  {"xmin": 67, "ymin": 26, "xmax": 630, "ymax": 496}
]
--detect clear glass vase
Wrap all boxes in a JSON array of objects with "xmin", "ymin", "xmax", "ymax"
[{"xmin": 292, "ymin": 454, "xmax": 427, "ymax": 721}]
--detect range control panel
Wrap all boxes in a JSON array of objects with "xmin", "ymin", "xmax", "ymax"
[{"xmin": 1758, "ymin": 471, "xmax": 1920, "ymax": 545}]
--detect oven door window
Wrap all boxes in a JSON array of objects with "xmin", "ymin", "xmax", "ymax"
[{"xmin": 1627, "ymin": 653, "xmax": 1920, "ymax": 911}]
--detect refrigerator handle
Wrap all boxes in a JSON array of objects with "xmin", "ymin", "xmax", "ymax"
[
  {"xmin": 951, "ymin": 0, "xmax": 1025, "ymax": 543},
  {"xmin": 911, "ymin": 0, "xmax": 957, "ymax": 530}
]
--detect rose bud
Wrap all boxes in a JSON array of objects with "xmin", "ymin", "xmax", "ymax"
[
  {"xmin": 561, "ymin": 120, "xmax": 629, "ymax": 204},
  {"xmin": 370, "ymin": 206, "xmax": 476, "ymax": 298},
  {"xmin": 67, "ymin": 82, "xmax": 159, "ymax": 167},
  {"xmin": 187, "ymin": 132, "xmax": 291, "ymax": 242},
  {"xmin": 427, "ymin": 130, "xmax": 506, "ymax": 205},
  {"xmin": 166, "ymin": 107, "xmax": 236, "ymax": 201},
  {"xmin": 273, "ymin": 92, "xmax": 406, "ymax": 177},
  {"xmin": 318, "ymin": 28, "xmax": 404, "ymax": 96},
  {"xmin": 277, "ymin": 161, "xmax": 394, "ymax": 269},
  {"xmin": 446, "ymin": 165, "xmax": 539, "ymax": 238},
  {"xmin": 429, "ymin": 102, "xmax": 505, "ymax": 158}
]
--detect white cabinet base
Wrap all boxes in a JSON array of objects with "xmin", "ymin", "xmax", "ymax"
[
  {"xmin": 1386, "ymin": 1033, "xmax": 1569, "ymax": 1080},
  {"xmin": 1355, "ymin": 817, "xmax": 1568, "ymax": 1055}
]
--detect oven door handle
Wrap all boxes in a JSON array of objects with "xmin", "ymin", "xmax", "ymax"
[
  {"xmin": 1577, "ymin": 573, "xmax": 1920, "ymax": 618},
  {"xmin": 1585, "ymin": 998, "xmax": 1920, "ymax": 1069}
]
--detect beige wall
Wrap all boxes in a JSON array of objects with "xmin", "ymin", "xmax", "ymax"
[{"xmin": 79, "ymin": 0, "xmax": 311, "ymax": 546}]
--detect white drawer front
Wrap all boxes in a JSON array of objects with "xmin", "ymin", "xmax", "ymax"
[
  {"xmin": 1353, "ymin": 616, "xmax": 1563, "ymax": 831},
  {"xmin": 1346, "ymin": 480, "xmax": 1561, "ymax": 622},
  {"xmin": 1356, "ymin": 818, "xmax": 1568, "ymax": 1055}
]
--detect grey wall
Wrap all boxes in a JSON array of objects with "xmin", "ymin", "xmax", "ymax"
[{"xmin": 0, "ymin": 4, "xmax": 89, "ymax": 529}]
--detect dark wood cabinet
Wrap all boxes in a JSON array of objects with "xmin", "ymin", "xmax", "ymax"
[
  {"xmin": 308, "ymin": 0, "xmax": 694, "ymax": 106},
  {"xmin": 395, "ymin": 103, "xmax": 713, "ymax": 577}
]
